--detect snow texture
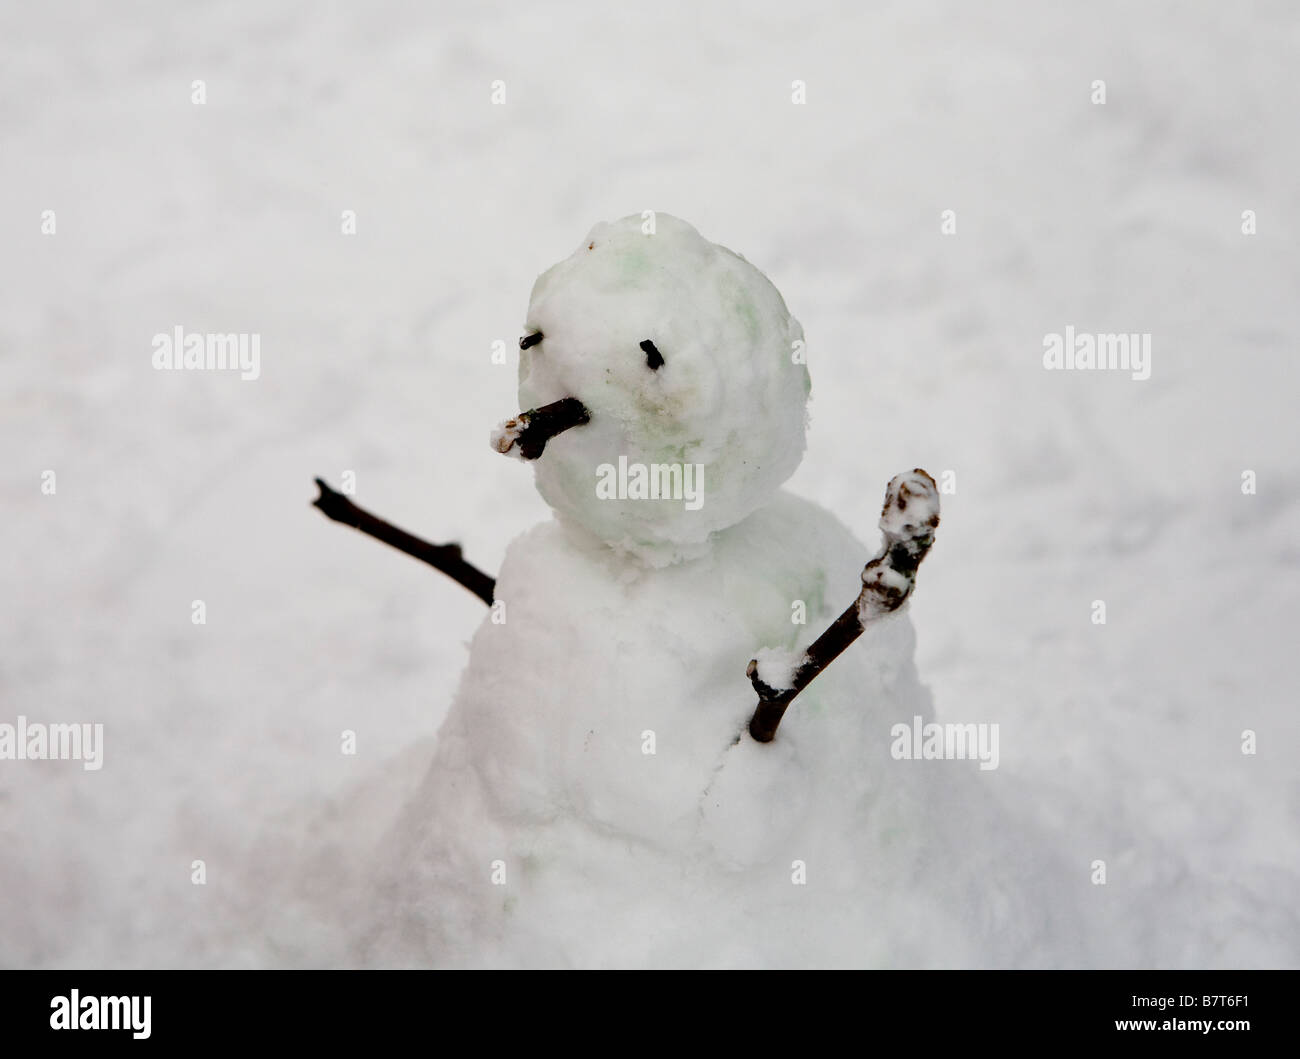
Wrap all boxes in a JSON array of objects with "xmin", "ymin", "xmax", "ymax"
[
  {"xmin": 489, "ymin": 415, "xmax": 528, "ymax": 459},
  {"xmin": 753, "ymin": 646, "xmax": 801, "ymax": 692},
  {"xmin": 879, "ymin": 469, "xmax": 940, "ymax": 546},
  {"xmin": 516, "ymin": 213, "xmax": 809, "ymax": 564},
  {"xmin": 1, "ymin": 1, "xmax": 1297, "ymax": 969}
]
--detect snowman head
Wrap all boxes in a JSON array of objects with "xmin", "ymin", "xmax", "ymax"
[{"xmin": 493, "ymin": 213, "xmax": 810, "ymax": 565}]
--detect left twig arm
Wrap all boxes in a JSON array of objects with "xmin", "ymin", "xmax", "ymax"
[{"xmin": 312, "ymin": 478, "xmax": 496, "ymax": 605}]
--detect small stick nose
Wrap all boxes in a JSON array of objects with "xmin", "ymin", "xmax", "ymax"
[{"xmin": 491, "ymin": 396, "xmax": 591, "ymax": 460}]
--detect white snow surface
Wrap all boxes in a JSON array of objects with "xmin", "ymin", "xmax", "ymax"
[{"xmin": 1, "ymin": 1, "xmax": 1298, "ymax": 968}]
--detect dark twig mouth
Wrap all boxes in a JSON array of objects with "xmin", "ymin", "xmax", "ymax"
[{"xmin": 491, "ymin": 396, "xmax": 591, "ymax": 460}]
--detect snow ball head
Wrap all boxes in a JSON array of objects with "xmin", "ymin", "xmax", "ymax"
[{"xmin": 498, "ymin": 214, "xmax": 810, "ymax": 563}]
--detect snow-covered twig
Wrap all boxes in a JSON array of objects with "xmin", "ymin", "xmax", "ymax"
[
  {"xmin": 311, "ymin": 478, "xmax": 496, "ymax": 604},
  {"xmin": 492, "ymin": 397, "xmax": 591, "ymax": 460},
  {"xmin": 747, "ymin": 469, "xmax": 940, "ymax": 743}
]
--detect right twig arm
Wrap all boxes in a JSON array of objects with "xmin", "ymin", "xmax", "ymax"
[{"xmin": 747, "ymin": 469, "xmax": 940, "ymax": 743}]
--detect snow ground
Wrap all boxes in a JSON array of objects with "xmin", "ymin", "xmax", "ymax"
[{"xmin": 1, "ymin": 0, "xmax": 1297, "ymax": 967}]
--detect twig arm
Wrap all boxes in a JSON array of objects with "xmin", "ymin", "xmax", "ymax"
[
  {"xmin": 312, "ymin": 478, "xmax": 495, "ymax": 605},
  {"xmin": 747, "ymin": 469, "xmax": 940, "ymax": 743}
]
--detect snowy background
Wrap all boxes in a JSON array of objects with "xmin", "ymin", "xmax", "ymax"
[{"xmin": 2, "ymin": 0, "xmax": 1297, "ymax": 967}]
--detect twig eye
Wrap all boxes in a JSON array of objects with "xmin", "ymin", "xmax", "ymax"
[
  {"xmin": 520, "ymin": 332, "xmax": 543, "ymax": 350},
  {"xmin": 640, "ymin": 339, "xmax": 664, "ymax": 370}
]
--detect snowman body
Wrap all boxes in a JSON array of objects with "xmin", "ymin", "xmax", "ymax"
[{"xmin": 369, "ymin": 489, "xmax": 956, "ymax": 967}]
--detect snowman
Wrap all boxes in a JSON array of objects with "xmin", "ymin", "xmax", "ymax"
[{"xmin": 311, "ymin": 213, "xmax": 1077, "ymax": 967}]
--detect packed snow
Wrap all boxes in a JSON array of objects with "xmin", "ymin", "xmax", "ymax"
[
  {"xmin": 753, "ymin": 646, "xmax": 800, "ymax": 692},
  {"xmin": 513, "ymin": 213, "xmax": 809, "ymax": 564}
]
